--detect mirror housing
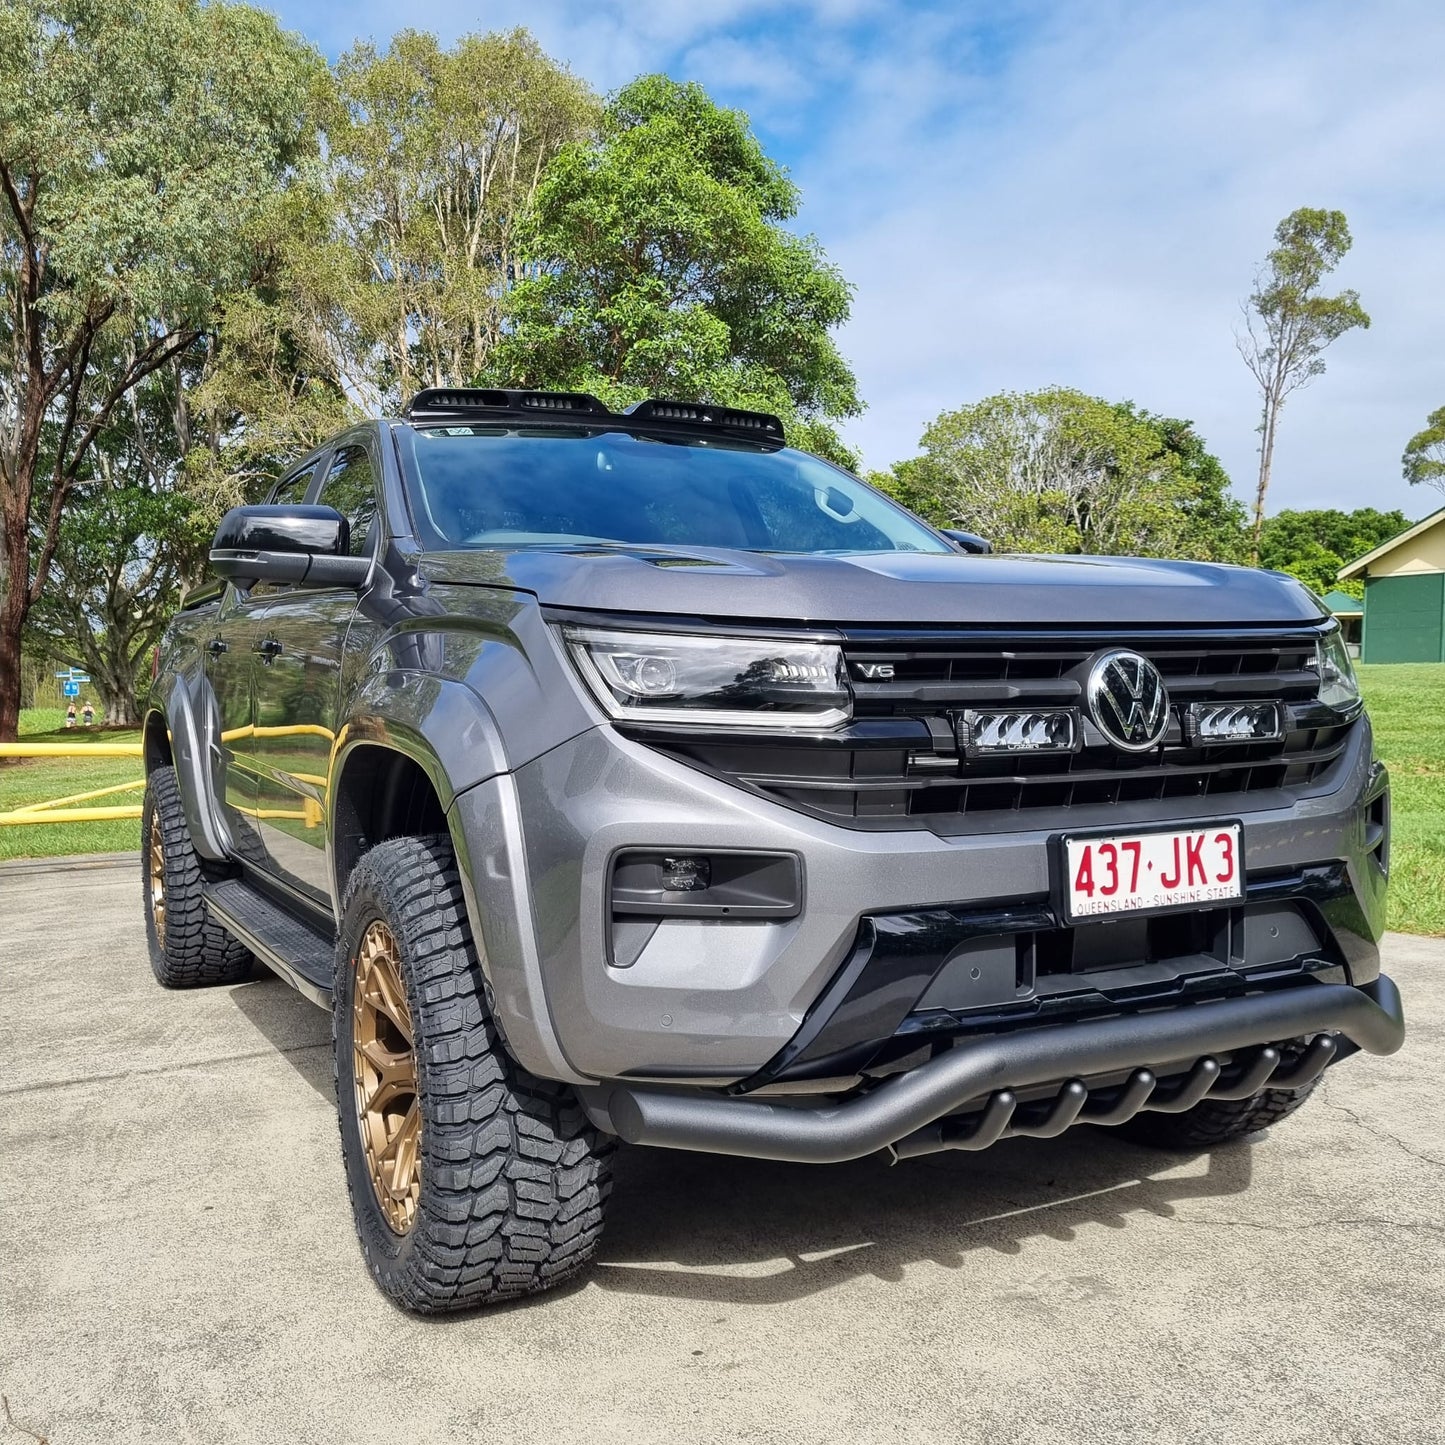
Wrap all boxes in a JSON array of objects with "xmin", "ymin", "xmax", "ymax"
[
  {"xmin": 941, "ymin": 528, "xmax": 993, "ymax": 555},
  {"xmin": 209, "ymin": 505, "xmax": 371, "ymax": 588}
]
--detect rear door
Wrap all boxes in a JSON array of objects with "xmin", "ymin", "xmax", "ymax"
[{"xmin": 247, "ymin": 439, "xmax": 379, "ymax": 899}]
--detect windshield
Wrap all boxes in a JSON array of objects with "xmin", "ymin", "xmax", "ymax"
[{"xmin": 400, "ymin": 425, "xmax": 950, "ymax": 555}]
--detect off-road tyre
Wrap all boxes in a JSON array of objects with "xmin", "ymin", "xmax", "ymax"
[
  {"xmin": 333, "ymin": 833, "xmax": 614, "ymax": 1313},
  {"xmin": 1121, "ymin": 1072, "xmax": 1322, "ymax": 1150},
  {"xmin": 141, "ymin": 766, "xmax": 252, "ymax": 988}
]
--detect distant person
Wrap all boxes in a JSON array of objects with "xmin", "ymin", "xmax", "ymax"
[
  {"xmin": 65, "ymin": 703, "xmax": 77, "ymax": 728},
  {"xmin": 81, "ymin": 701, "xmax": 95, "ymax": 727}
]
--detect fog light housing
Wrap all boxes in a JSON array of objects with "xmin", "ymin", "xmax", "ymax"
[
  {"xmin": 959, "ymin": 708, "xmax": 1078, "ymax": 757},
  {"xmin": 1186, "ymin": 701, "xmax": 1283, "ymax": 744}
]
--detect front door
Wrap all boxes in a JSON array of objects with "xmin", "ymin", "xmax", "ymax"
[
  {"xmin": 247, "ymin": 588, "xmax": 355, "ymax": 899},
  {"xmin": 245, "ymin": 440, "xmax": 378, "ymax": 899}
]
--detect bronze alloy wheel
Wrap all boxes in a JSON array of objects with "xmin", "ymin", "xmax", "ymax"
[
  {"xmin": 352, "ymin": 919, "xmax": 421, "ymax": 1234},
  {"xmin": 148, "ymin": 827, "xmax": 167, "ymax": 945}
]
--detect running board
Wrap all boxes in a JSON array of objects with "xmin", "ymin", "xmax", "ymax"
[{"xmin": 204, "ymin": 878, "xmax": 335, "ymax": 1008}]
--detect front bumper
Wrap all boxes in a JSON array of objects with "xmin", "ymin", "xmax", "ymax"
[{"xmin": 450, "ymin": 714, "xmax": 1388, "ymax": 1087}]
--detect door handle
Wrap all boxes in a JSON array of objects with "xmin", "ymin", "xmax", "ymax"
[
  {"xmin": 206, "ymin": 637, "xmax": 228, "ymax": 657},
  {"xmin": 252, "ymin": 636, "xmax": 283, "ymax": 662}
]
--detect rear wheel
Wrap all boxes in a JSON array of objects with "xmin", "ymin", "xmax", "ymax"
[
  {"xmin": 1121, "ymin": 1073, "xmax": 1321, "ymax": 1149},
  {"xmin": 141, "ymin": 766, "xmax": 252, "ymax": 988},
  {"xmin": 333, "ymin": 833, "xmax": 614, "ymax": 1313}
]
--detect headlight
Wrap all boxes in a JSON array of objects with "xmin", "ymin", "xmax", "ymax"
[
  {"xmin": 1313, "ymin": 628, "xmax": 1361, "ymax": 711},
  {"xmin": 563, "ymin": 626, "xmax": 850, "ymax": 728}
]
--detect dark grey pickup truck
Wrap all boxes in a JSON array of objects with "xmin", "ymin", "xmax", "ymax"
[{"xmin": 142, "ymin": 387, "xmax": 1403, "ymax": 1312}]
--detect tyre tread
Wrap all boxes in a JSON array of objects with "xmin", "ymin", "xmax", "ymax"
[
  {"xmin": 142, "ymin": 767, "xmax": 251, "ymax": 988},
  {"xmin": 333, "ymin": 834, "xmax": 613, "ymax": 1313}
]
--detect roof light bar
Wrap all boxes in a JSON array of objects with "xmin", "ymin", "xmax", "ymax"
[
  {"xmin": 403, "ymin": 387, "xmax": 609, "ymax": 419},
  {"xmin": 400, "ymin": 388, "xmax": 786, "ymax": 442},
  {"xmin": 624, "ymin": 398, "xmax": 784, "ymax": 437}
]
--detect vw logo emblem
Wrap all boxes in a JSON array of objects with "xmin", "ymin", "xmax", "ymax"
[{"xmin": 1086, "ymin": 649, "xmax": 1170, "ymax": 751}]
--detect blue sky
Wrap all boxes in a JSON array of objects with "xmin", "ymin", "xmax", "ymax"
[{"xmin": 271, "ymin": 0, "xmax": 1445, "ymax": 518}]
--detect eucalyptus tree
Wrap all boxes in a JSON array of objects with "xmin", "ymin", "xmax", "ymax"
[
  {"xmin": 317, "ymin": 29, "xmax": 599, "ymax": 413},
  {"xmin": 0, "ymin": 0, "xmax": 322, "ymax": 739},
  {"xmin": 1401, "ymin": 405, "xmax": 1445, "ymax": 499},
  {"xmin": 1237, "ymin": 208, "xmax": 1370, "ymax": 562}
]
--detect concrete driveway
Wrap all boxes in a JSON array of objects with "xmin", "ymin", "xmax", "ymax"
[{"xmin": 1, "ymin": 856, "xmax": 1442, "ymax": 1445}]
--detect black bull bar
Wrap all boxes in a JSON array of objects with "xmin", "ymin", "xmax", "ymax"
[{"xmin": 586, "ymin": 977, "xmax": 1405, "ymax": 1165}]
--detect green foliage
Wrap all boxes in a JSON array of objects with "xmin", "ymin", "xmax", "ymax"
[
  {"xmin": 1357, "ymin": 664, "xmax": 1445, "ymax": 936},
  {"xmin": 1401, "ymin": 404, "xmax": 1445, "ymax": 498},
  {"xmin": 1256, "ymin": 508, "xmax": 1412, "ymax": 600},
  {"xmin": 875, "ymin": 388, "xmax": 1246, "ymax": 560},
  {"xmin": 0, "ymin": 0, "xmax": 323, "ymax": 737},
  {"xmin": 490, "ymin": 75, "xmax": 861, "ymax": 461},
  {"xmin": 1238, "ymin": 208, "xmax": 1370, "ymax": 553},
  {"xmin": 25, "ymin": 369, "xmax": 214, "ymax": 722},
  {"xmin": 179, "ymin": 27, "xmax": 599, "ymax": 517}
]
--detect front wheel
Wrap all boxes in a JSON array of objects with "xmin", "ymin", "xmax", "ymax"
[{"xmin": 333, "ymin": 834, "xmax": 614, "ymax": 1313}]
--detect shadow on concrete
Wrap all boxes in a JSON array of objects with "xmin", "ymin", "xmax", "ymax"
[
  {"xmin": 224, "ymin": 967, "xmax": 1258, "ymax": 1312},
  {"xmin": 227, "ymin": 972, "xmax": 334, "ymax": 1102},
  {"xmin": 592, "ymin": 1129, "xmax": 1253, "ymax": 1305}
]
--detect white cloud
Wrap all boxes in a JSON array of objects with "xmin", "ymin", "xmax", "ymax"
[
  {"xmin": 800, "ymin": 0, "xmax": 1445, "ymax": 516},
  {"xmin": 279, "ymin": 0, "xmax": 1445, "ymax": 516}
]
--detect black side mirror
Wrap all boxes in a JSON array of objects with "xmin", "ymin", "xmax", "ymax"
[
  {"xmin": 210, "ymin": 505, "xmax": 371, "ymax": 588},
  {"xmin": 941, "ymin": 528, "xmax": 993, "ymax": 555}
]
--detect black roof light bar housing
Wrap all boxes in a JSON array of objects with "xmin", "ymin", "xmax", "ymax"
[
  {"xmin": 401, "ymin": 387, "xmax": 786, "ymax": 442},
  {"xmin": 623, "ymin": 398, "xmax": 785, "ymax": 439},
  {"xmin": 403, "ymin": 387, "xmax": 611, "ymax": 419}
]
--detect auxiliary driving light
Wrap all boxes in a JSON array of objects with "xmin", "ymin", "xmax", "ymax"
[
  {"xmin": 958, "ymin": 708, "xmax": 1079, "ymax": 757},
  {"xmin": 1186, "ymin": 701, "xmax": 1283, "ymax": 744}
]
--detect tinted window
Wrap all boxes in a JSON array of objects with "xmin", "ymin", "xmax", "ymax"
[
  {"xmin": 402, "ymin": 428, "xmax": 948, "ymax": 556},
  {"xmin": 269, "ymin": 464, "xmax": 316, "ymax": 507},
  {"xmin": 319, "ymin": 446, "xmax": 378, "ymax": 556}
]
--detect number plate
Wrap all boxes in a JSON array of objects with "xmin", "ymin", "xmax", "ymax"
[{"xmin": 1057, "ymin": 822, "xmax": 1243, "ymax": 921}]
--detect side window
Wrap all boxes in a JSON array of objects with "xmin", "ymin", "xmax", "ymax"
[
  {"xmin": 318, "ymin": 446, "xmax": 378, "ymax": 557},
  {"xmin": 269, "ymin": 464, "xmax": 316, "ymax": 507}
]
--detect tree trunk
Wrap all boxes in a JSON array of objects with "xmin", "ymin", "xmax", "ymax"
[
  {"xmin": 104, "ymin": 694, "xmax": 140, "ymax": 727},
  {"xmin": 95, "ymin": 662, "xmax": 140, "ymax": 727},
  {"xmin": 0, "ymin": 502, "xmax": 31, "ymax": 743},
  {"xmin": 1250, "ymin": 396, "xmax": 1279, "ymax": 567}
]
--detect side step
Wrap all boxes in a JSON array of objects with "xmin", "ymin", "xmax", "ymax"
[{"xmin": 204, "ymin": 878, "xmax": 335, "ymax": 1008}]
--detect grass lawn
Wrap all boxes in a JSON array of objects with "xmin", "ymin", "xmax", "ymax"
[
  {"xmin": 1358, "ymin": 664, "xmax": 1445, "ymax": 937},
  {"xmin": 0, "ymin": 708, "xmax": 144, "ymax": 862},
  {"xmin": 3, "ymin": 672, "xmax": 1441, "ymax": 933}
]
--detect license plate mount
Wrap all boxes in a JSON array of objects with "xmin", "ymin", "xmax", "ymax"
[{"xmin": 1052, "ymin": 820, "xmax": 1245, "ymax": 924}]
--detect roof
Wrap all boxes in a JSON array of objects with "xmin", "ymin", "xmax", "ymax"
[
  {"xmin": 1338, "ymin": 503, "xmax": 1445, "ymax": 580},
  {"xmin": 1320, "ymin": 589, "xmax": 1363, "ymax": 615}
]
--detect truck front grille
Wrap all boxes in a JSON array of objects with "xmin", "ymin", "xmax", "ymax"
[{"xmin": 647, "ymin": 626, "xmax": 1355, "ymax": 829}]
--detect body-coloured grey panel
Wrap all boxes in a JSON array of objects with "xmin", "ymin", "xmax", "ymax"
[
  {"xmin": 419, "ymin": 547, "xmax": 1328, "ymax": 628},
  {"xmin": 501, "ymin": 716, "xmax": 1381, "ymax": 1082}
]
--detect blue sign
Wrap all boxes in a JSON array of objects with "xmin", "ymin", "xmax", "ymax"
[{"xmin": 62, "ymin": 681, "xmax": 80, "ymax": 697}]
